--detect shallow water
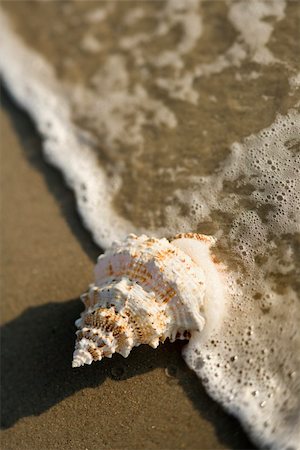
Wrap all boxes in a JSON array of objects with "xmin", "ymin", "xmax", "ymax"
[
  {"xmin": 2, "ymin": 0, "xmax": 299, "ymax": 231},
  {"xmin": 1, "ymin": 1, "xmax": 299, "ymax": 448}
]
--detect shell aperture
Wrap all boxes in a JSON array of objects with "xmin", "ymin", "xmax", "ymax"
[{"xmin": 72, "ymin": 233, "xmax": 225, "ymax": 368}]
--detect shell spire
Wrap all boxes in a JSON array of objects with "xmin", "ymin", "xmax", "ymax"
[{"xmin": 72, "ymin": 233, "xmax": 226, "ymax": 368}]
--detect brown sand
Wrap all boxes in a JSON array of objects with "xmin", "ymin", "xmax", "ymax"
[{"xmin": 0, "ymin": 90, "xmax": 254, "ymax": 449}]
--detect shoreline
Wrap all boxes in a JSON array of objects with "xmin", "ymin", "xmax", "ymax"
[{"xmin": 1, "ymin": 90, "xmax": 254, "ymax": 449}]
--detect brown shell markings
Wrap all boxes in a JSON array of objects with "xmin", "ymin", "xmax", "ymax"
[{"xmin": 72, "ymin": 233, "xmax": 225, "ymax": 368}]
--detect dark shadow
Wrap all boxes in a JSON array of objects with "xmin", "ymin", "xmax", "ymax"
[
  {"xmin": 0, "ymin": 300, "xmax": 255, "ymax": 449},
  {"xmin": 1, "ymin": 86, "xmax": 101, "ymax": 262}
]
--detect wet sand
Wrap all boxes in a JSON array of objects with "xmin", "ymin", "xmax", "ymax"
[{"xmin": 0, "ymin": 90, "xmax": 255, "ymax": 449}]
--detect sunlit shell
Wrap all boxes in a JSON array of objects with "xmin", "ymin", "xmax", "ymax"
[{"xmin": 72, "ymin": 233, "xmax": 226, "ymax": 368}]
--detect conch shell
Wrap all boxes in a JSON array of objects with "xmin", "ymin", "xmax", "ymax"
[{"xmin": 72, "ymin": 233, "xmax": 226, "ymax": 368}]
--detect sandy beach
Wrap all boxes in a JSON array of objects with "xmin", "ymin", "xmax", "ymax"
[{"xmin": 0, "ymin": 90, "xmax": 255, "ymax": 449}]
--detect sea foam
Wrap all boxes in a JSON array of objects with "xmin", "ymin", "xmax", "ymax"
[
  {"xmin": 170, "ymin": 112, "xmax": 300, "ymax": 450},
  {"xmin": 0, "ymin": 11, "xmax": 133, "ymax": 249}
]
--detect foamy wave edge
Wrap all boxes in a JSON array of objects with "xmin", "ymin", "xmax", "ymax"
[{"xmin": 0, "ymin": 11, "xmax": 134, "ymax": 250}]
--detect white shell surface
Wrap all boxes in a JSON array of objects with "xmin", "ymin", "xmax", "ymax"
[{"xmin": 72, "ymin": 234, "xmax": 218, "ymax": 368}]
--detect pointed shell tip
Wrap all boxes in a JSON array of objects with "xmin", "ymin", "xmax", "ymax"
[{"xmin": 72, "ymin": 359, "xmax": 82, "ymax": 368}]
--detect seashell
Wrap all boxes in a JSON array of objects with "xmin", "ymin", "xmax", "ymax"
[{"xmin": 72, "ymin": 233, "xmax": 226, "ymax": 368}]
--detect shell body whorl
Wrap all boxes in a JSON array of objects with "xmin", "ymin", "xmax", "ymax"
[{"xmin": 72, "ymin": 233, "xmax": 225, "ymax": 368}]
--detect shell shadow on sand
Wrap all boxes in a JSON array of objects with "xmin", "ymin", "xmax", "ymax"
[
  {"xmin": 1, "ymin": 88, "xmax": 255, "ymax": 449},
  {"xmin": 1, "ymin": 298, "xmax": 254, "ymax": 449}
]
